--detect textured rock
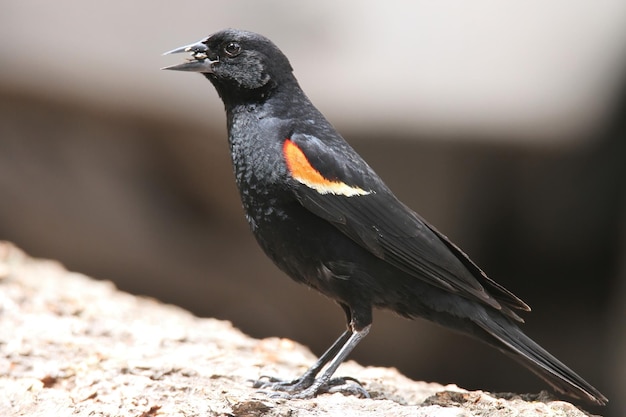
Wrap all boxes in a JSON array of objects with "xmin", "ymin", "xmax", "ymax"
[{"xmin": 0, "ymin": 242, "xmax": 596, "ymax": 416}]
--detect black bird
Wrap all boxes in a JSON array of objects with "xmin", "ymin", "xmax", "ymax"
[{"xmin": 162, "ymin": 29, "xmax": 607, "ymax": 405}]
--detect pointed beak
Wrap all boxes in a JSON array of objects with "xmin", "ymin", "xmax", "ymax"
[{"xmin": 161, "ymin": 39, "xmax": 217, "ymax": 73}]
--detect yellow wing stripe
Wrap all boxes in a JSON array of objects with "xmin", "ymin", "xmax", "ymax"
[{"xmin": 283, "ymin": 139, "xmax": 370, "ymax": 197}]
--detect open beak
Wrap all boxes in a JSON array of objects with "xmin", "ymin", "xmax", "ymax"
[{"xmin": 161, "ymin": 39, "xmax": 216, "ymax": 73}]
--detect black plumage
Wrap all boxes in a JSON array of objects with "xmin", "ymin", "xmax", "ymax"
[{"xmin": 162, "ymin": 29, "xmax": 607, "ymax": 405}]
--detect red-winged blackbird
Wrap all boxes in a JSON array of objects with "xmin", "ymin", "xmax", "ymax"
[{"xmin": 162, "ymin": 29, "xmax": 607, "ymax": 405}]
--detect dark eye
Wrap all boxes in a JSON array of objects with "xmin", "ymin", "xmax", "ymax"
[{"xmin": 223, "ymin": 42, "xmax": 241, "ymax": 57}]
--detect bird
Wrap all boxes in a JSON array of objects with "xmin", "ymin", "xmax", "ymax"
[{"xmin": 162, "ymin": 28, "xmax": 607, "ymax": 405}]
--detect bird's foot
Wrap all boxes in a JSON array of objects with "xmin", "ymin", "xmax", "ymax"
[
  {"xmin": 252, "ymin": 375, "xmax": 314, "ymax": 393},
  {"xmin": 324, "ymin": 377, "xmax": 370, "ymax": 398},
  {"xmin": 253, "ymin": 375, "xmax": 369, "ymax": 399}
]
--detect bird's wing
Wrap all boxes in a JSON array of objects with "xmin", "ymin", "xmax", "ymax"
[{"xmin": 285, "ymin": 133, "xmax": 529, "ymax": 317}]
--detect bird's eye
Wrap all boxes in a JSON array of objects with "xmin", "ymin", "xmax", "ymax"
[{"xmin": 223, "ymin": 42, "xmax": 242, "ymax": 57}]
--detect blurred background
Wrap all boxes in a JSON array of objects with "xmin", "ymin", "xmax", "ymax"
[{"xmin": 1, "ymin": 1, "xmax": 625, "ymax": 415}]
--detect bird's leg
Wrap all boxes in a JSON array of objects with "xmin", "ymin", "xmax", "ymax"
[
  {"xmin": 291, "ymin": 324, "xmax": 370, "ymax": 399},
  {"xmin": 255, "ymin": 324, "xmax": 371, "ymax": 399},
  {"xmin": 253, "ymin": 329, "xmax": 352, "ymax": 392}
]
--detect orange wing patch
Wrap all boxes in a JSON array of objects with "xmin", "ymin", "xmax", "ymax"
[{"xmin": 283, "ymin": 139, "xmax": 370, "ymax": 197}]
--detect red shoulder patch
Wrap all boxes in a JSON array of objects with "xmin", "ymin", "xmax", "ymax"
[{"xmin": 283, "ymin": 139, "xmax": 370, "ymax": 196}]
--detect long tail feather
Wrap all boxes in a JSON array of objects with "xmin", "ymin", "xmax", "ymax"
[{"xmin": 474, "ymin": 311, "xmax": 607, "ymax": 405}]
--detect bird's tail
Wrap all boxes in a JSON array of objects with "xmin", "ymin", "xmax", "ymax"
[{"xmin": 474, "ymin": 311, "xmax": 607, "ymax": 405}]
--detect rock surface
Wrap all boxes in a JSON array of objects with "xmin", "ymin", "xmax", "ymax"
[{"xmin": 0, "ymin": 242, "xmax": 597, "ymax": 416}]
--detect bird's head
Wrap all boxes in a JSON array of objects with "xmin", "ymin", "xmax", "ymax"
[{"xmin": 163, "ymin": 29, "xmax": 295, "ymax": 104}]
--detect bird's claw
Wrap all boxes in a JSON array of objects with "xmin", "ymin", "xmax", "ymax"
[
  {"xmin": 253, "ymin": 375, "xmax": 369, "ymax": 399},
  {"xmin": 327, "ymin": 380, "xmax": 370, "ymax": 398},
  {"xmin": 252, "ymin": 375, "xmax": 314, "ymax": 393}
]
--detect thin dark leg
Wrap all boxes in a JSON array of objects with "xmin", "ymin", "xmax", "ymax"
[
  {"xmin": 292, "ymin": 324, "xmax": 370, "ymax": 399},
  {"xmin": 294, "ymin": 329, "xmax": 353, "ymax": 384},
  {"xmin": 253, "ymin": 329, "xmax": 352, "ymax": 392},
  {"xmin": 255, "ymin": 303, "xmax": 372, "ymax": 399}
]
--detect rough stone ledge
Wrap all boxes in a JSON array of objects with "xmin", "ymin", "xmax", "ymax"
[{"xmin": 0, "ymin": 242, "xmax": 597, "ymax": 417}]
